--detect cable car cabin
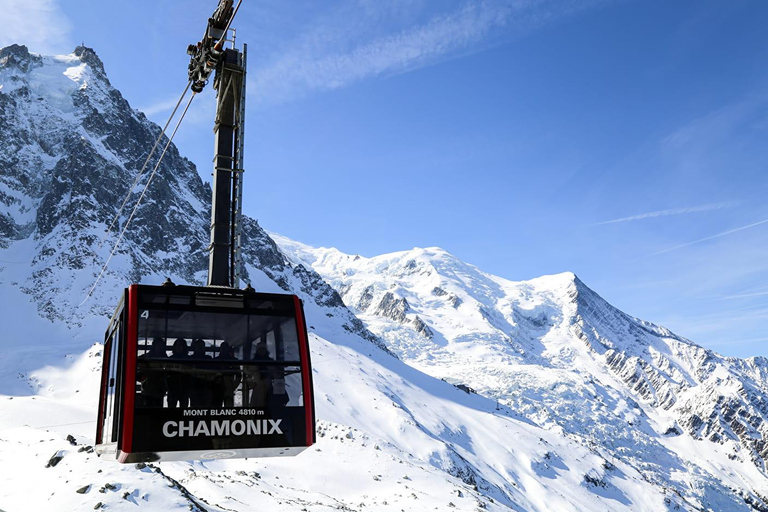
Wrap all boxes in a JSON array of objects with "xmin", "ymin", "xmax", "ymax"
[{"xmin": 95, "ymin": 284, "xmax": 315, "ymax": 463}]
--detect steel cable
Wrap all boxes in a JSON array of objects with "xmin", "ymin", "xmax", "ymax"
[
  {"xmin": 78, "ymin": 91, "xmax": 197, "ymax": 307},
  {"xmin": 99, "ymin": 81, "xmax": 192, "ymax": 247}
]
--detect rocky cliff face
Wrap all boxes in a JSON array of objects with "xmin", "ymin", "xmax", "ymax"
[
  {"xmin": 569, "ymin": 275, "xmax": 768, "ymax": 469},
  {"xmin": 1, "ymin": 44, "xmax": 206, "ymax": 319},
  {"xmin": 0, "ymin": 43, "xmax": 382, "ymax": 350}
]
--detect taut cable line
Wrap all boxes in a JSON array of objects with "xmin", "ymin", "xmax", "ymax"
[
  {"xmin": 100, "ymin": 81, "xmax": 192, "ymax": 247},
  {"xmin": 78, "ymin": 91, "xmax": 197, "ymax": 307}
]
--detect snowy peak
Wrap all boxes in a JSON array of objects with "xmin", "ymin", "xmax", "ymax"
[
  {"xmin": 72, "ymin": 45, "xmax": 107, "ymax": 77},
  {"xmin": 0, "ymin": 44, "xmax": 102, "ymax": 104},
  {"xmin": 0, "ymin": 44, "xmax": 42, "ymax": 74},
  {"xmin": 0, "ymin": 44, "xmax": 206, "ymax": 323},
  {"xmin": 273, "ymin": 235, "xmax": 768, "ymax": 473},
  {"xmin": 277, "ymin": 236, "xmax": 588, "ymax": 366}
]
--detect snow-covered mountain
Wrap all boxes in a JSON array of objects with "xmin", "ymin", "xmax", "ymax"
[
  {"xmin": 273, "ymin": 237, "xmax": 768, "ymax": 506},
  {"xmin": 1, "ymin": 44, "xmax": 768, "ymax": 511}
]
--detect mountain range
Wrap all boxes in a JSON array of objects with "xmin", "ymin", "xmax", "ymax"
[{"xmin": 1, "ymin": 43, "xmax": 768, "ymax": 511}]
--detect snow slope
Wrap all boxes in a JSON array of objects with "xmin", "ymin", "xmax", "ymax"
[{"xmin": 1, "ymin": 320, "xmax": 691, "ymax": 512}]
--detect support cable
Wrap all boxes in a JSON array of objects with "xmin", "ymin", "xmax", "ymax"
[
  {"xmin": 78, "ymin": 91, "xmax": 197, "ymax": 307},
  {"xmin": 100, "ymin": 81, "xmax": 192, "ymax": 246},
  {"xmin": 214, "ymin": 0, "xmax": 244, "ymax": 52}
]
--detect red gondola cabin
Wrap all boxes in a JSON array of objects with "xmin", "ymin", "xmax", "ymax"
[{"xmin": 95, "ymin": 284, "xmax": 315, "ymax": 462}]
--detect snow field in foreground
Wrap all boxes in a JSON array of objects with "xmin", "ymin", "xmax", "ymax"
[{"xmin": 0, "ymin": 326, "xmax": 681, "ymax": 512}]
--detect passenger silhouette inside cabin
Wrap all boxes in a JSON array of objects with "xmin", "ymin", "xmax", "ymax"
[
  {"xmin": 166, "ymin": 338, "xmax": 190, "ymax": 408},
  {"xmin": 213, "ymin": 341, "xmax": 241, "ymax": 408},
  {"xmin": 138, "ymin": 338, "xmax": 167, "ymax": 408},
  {"xmin": 188, "ymin": 338, "xmax": 213, "ymax": 407},
  {"xmin": 248, "ymin": 342, "xmax": 276, "ymax": 408}
]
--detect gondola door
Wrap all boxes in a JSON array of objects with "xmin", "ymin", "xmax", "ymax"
[{"xmin": 95, "ymin": 291, "xmax": 127, "ymax": 453}]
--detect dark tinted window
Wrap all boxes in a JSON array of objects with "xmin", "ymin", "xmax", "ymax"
[
  {"xmin": 135, "ymin": 308, "xmax": 304, "ymax": 410},
  {"xmin": 137, "ymin": 309, "xmax": 300, "ymax": 362}
]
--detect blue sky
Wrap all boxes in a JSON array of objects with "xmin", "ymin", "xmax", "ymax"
[{"xmin": 3, "ymin": 0, "xmax": 768, "ymax": 358}]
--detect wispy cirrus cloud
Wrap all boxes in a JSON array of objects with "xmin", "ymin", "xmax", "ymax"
[
  {"xmin": 662, "ymin": 94, "xmax": 768, "ymax": 151},
  {"xmin": 0, "ymin": 0, "xmax": 73, "ymax": 54},
  {"xmin": 250, "ymin": 0, "xmax": 613, "ymax": 106},
  {"xmin": 647, "ymin": 217, "xmax": 768, "ymax": 257},
  {"xmin": 139, "ymin": 96, "xmax": 185, "ymax": 117},
  {"xmin": 594, "ymin": 201, "xmax": 738, "ymax": 226},
  {"xmin": 707, "ymin": 336, "xmax": 768, "ymax": 347},
  {"xmin": 137, "ymin": 85, "xmax": 217, "ymax": 131},
  {"xmin": 719, "ymin": 291, "xmax": 768, "ymax": 300}
]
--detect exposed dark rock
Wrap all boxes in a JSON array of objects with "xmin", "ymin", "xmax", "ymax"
[
  {"xmin": 411, "ymin": 316, "xmax": 433, "ymax": 339},
  {"xmin": 46, "ymin": 451, "xmax": 63, "ymax": 467},
  {"xmin": 456, "ymin": 384, "xmax": 475, "ymax": 394},
  {"xmin": 0, "ymin": 44, "xmax": 42, "ymax": 73},
  {"xmin": 99, "ymin": 483, "xmax": 117, "ymax": 493},
  {"xmin": 431, "ymin": 286, "xmax": 447, "ymax": 296},
  {"xmin": 448, "ymin": 295, "xmax": 462, "ymax": 309},
  {"xmin": 583, "ymin": 474, "xmax": 607, "ymax": 488},
  {"xmin": 358, "ymin": 285, "xmax": 375, "ymax": 311},
  {"xmin": 374, "ymin": 292, "xmax": 409, "ymax": 323},
  {"xmin": 342, "ymin": 317, "xmax": 393, "ymax": 355},
  {"xmin": 73, "ymin": 46, "xmax": 107, "ymax": 76},
  {"xmin": 403, "ymin": 259, "xmax": 418, "ymax": 273}
]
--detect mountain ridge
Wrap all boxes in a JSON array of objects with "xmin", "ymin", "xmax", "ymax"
[{"xmin": 272, "ymin": 234, "xmax": 768, "ymax": 472}]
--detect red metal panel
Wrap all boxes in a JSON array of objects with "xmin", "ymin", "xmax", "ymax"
[
  {"xmin": 293, "ymin": 295, "xmax": 315, "ymax": 446},
  {"xmin": 120, "ymin": 284, "xmax": 139, "ymax": 454}
]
